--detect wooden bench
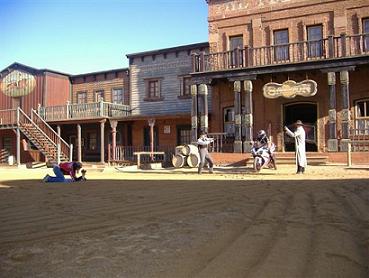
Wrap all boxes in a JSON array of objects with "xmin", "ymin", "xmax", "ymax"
[{"xmin": 133, "ymin": 151, "xmax": 166, "ymax": 169}]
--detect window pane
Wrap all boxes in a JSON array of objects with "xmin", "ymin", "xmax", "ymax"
[
  {"xmin": 112, "ymin": 88, "xmax": 123, "ymax": 104},
  {"xmin": 224, "ymin": 107, "xmax": 235, "ymax": 136},
  {"xmin": 364, "ymin": 19, "xmax": 369, "ymax": 51},
  {"xmin": 182, "ymin": 77, "xmax": 191, "ymax": 96},
  {"xmin": 364, "ymin": 19, "xmax": 369, "ymax": 33},
  {"xmin": 274, "ymin": 29, "xmax": 289, "ymax": 61},
  {"xmin": 149, "ymin": 80, "xmax": 159, "ymax": 98},
  {"xmin": 307, "ymin": 25, "xmax": 323, "ymax": 57},
  {"xmin": 229, "ymin": 36, "xmax": 243, "ymax": 50},
  {"xmin": 88, "ymin": 133, "xmax": 97, "ymax": 151},
  {"xmin": 95, "ymin": 90, "xmax": 104, "ymax": 102},
  {"xmin": 77, "ymin": 92, "xmax": 87, "ymax": 104}
]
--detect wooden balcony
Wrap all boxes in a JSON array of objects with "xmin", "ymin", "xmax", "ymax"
[
  {"xmin": 192, "ymin": 33, "xmax": 369, "ymax": 73},
  {"xmin": 38, "ymin": 101, "xmax": 131, "ymax": 122},
  {"xmin": 0, "ymin": 109, "xmax": 17, "ymax": 129}
]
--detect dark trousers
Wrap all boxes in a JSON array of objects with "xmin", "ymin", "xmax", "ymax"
[{"xmin": 198, "ymin": 147, "xmax": 214, "ymax": 174}]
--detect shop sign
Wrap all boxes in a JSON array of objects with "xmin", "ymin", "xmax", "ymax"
[
  {"xmin": 1, "ymin": 70, "xmax": 36, "ymax": 97},
  {"xmin": 263, "ymin": 79, "xmax": 317, "ymax": 99}
]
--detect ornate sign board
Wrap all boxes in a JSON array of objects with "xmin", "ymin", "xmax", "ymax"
[
  {"xmin": 263, "ymin": 79, "xmax": 317, "ymax": 99},
  {"xmin": 0, "ymin": 69, "xmax": 36, "ymax": 98}
]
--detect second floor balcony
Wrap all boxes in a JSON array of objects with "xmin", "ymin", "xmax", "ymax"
[
  {"xmin": 192, "ymin": 33, "xmax": 369, "ymax": 73},
  {"xmin": 38, "ymin": 101, "xmax": 131, "ymax": 122}
]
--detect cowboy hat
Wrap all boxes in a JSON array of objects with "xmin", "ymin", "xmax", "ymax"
[{"xmin": 295, "ymin": 120, "xmax": 304, "ymax": 126}]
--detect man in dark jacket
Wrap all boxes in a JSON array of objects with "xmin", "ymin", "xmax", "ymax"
[{"xmin": 197, "ymin": 130, "xmax": 214, "ymax": 174}]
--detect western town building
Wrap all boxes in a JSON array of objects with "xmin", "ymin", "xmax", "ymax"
[
  {"xmin": 191, "ymin": 0, "xmax": 369, "ymax": 163},
  {"xmin": 0, "ymin": 0, "xmax": 368, "ymax": 166}
]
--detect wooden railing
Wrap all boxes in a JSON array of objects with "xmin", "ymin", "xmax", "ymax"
[
  {"xmin": 31, "ymin": 109, "xmax": 71, "ymax": 161},
  {"xmin": 193, "ymin": 33, "xmax": 369, "ymax": 72},
  {"xmin": 108, "ymin": 145, "xmax": 175, "ymax": 166},
  {"xmin": 0, "ymin": 109, "xmax": 17, "ymax": 125},
  {"xmin": 39, "ymin": 101, "xmax": 131, "ymax": 121}
]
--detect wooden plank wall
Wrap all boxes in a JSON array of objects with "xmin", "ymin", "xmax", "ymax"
[{"xmin": 129, "ymin": 46, "xmax": 212, "ymax": 116}]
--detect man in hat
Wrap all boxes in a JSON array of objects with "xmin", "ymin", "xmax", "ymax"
[
  {"xmin": 284, "ymin": 120, "xmax": 307, "ymax": 174},
  {"xmin": 197, "ymin": 130, "xmax": 214, "ymax": 174}
]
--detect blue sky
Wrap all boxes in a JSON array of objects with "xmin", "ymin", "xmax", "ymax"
[{"xmin": 0, "ymin": 0, "xmax": 208, "ymax": 74}]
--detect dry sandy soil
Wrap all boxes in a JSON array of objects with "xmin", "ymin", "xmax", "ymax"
[{"xmin": 0, "ymin": 165, "xmax": 368, "ymax": 278}]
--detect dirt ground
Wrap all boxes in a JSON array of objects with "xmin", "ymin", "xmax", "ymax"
[{"xmin": 0, "ymin": 165, "xmax": 368, "ymax": 278}]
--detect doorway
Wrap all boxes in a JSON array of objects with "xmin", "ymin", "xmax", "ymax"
[{"xmin": 283, "ymin": 102, "xmax": 318, "ymax": 152}]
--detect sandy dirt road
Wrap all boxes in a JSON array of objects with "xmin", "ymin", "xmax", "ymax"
[{"xmin": 0, "ymin": 165, "xmax": 368, "ymax": 278}]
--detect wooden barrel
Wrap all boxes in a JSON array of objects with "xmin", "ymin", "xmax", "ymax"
[
  {"xmin": 187, "ymin": 153, "xmax": 200, "ymax": 168},
  {"xmin": 184, "ymin": 144, "xmax": 199, "ymax": 156},
  {"xmin": 175, "ymin": 145, "xmax": 187, "ymax": 156},
  {"xmin": 172, "ymin": 154, "xmax": 186, "ymax": 168}
]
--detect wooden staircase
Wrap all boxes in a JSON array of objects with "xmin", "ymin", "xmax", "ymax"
[{"xmin": 17, "ymin": 108, "xmax": 71, "ymax": 164}]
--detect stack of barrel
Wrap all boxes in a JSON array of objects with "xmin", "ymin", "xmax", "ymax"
[{"xmin": 172, "ymin": 144, "xmax": 200, "ymax": 168}]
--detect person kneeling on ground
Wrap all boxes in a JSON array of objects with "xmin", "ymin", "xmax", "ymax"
[{"xmin": 43, "ymin": 161, "xmax": 86, "ymax": 183}]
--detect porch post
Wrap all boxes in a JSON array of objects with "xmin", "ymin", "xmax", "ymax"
[
  {"xmin": 198, "ymin": 84, "xmax": 208, "ymax": 133},
  {"xmin": 327, "ymin": 72, "xmax": 338, "ymax": 151},
  {"xmin": 340, "ymin": 70, "xmax": 350, "ymax": 151},
  {"xmin": 100, "ymin": 120, "xmax": 106, "ymax": 163},
  {"xmin": 77, "ymin": 124, "xmax": 82, "ymax": 162},
  {"xmin": 16, "ymin": 127, "xmax": 21, "ymax": 166},
  {"xmin": 110, "ymin": 120, "xmax": 118, "ymax": 161},
  {"xmin": 243, "ymin": 80, "xmax": 253, "ymax": 152},
  {"xmin": 233, "ymin": 81, "xmax": 242, "ymax": 153},
  {"xmin": 191, "ymin": 84, "xmax": 198, "ymax": 143}
]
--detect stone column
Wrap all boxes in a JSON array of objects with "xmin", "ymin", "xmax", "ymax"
[
  {"xmin": 191, "ymin": 84, "xmax": 198, "ymax": 143},
  {"xmin": 233, "ymin": 81, "xmax": 242, "ymax": 153},
  {"xmin": 77, "ymin": 124, "xmax": 82, "ymax": 163},
  {"xmin": 110, "ymin": 120, "xmax": 118, "ymax": 161},
  {"xmin": 327, "ymin": 72, "xmax": 338, "ymax": 151},
  {"xmin": 198, "ymin": 84, "xmax": 208, "ymax": 133},
  {"xmin": 243, "ymin": 80, "xmax": 253, "ymax": 152},
  {"xmin": 340, "ymin": 70, "xmax": 350, "ymax": 151},
  {"xmin": 100, "ymin": 120, "xmax": 106, "ymax": 163}
]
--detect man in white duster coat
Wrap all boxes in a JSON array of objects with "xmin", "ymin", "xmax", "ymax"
[{"xmin": 284, "ymin": 120, "xmax": 307, "ymax": 174}]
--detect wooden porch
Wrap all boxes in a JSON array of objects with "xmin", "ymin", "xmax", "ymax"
[{"xmin": 192, "ymin": 33, "xmax": 369, "ymax": 73}]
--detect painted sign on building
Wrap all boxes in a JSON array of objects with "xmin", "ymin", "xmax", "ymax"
[
  {"xmin": 0, "ymin": 70, "xmax": 36, "ymax": 97},
  {"xmin": 263, "ymin": 79, "xmax": 317, "ymax": 99}
]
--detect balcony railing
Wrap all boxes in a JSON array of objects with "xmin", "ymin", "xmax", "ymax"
[
  {"xmin": 39, "ymin": 101, "xmax": 131, "ymax": 122},
  {"xmin": 0, "ymin": 109, "xmax": 17, "ymax": 126},
  {"xmin": 192, "ymin": 33, "xmax": 369, "ymax": 73}
]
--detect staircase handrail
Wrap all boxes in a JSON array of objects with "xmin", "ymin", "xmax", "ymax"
[
  {"xmin": 31, "ymin": 109, "xmax": 71, "ymax": 159},
  {"xmin": 17, "ymin": 107, "xmax": 58, "ymax": 153}
]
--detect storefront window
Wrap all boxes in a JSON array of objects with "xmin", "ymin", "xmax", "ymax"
[
  {"xmin": 355, "ymin": 99, "xmax": 369, "ymax": 134},
  {"xmin": 224, "ymin": 107, "xmax": 235, "ymax": 137}
]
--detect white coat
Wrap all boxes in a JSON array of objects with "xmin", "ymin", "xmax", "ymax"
[{"xmin": 285, "ymin": 126, "xmax": 307, "ymax": 167}]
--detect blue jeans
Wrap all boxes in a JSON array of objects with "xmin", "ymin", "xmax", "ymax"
[{"xmin": 46, "ymin": 166, "xmax": 72, "ymax": 183}]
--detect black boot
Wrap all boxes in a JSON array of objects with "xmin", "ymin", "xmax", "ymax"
[{"xmin": 296, "ymin": 165, "xmax": 302, "ymax": 174}]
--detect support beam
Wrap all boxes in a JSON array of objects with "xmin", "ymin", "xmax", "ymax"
[
  {"xmin": 16, "ymin": 128, "xmax": 21, "ymax": 166},
  {"xmin": 110, "ymin": 120, "xmax": 118, "ymax": 161},
  {"xmin": 243, "ymin": 80, "xmax": 253, "ymax": 152},
  {"xmin": 327, "ymin": 72, "xmax": 338, "ymax": 151},
  {"xmin": 191, "ymin": 84, "xmax": 198, "ymax": 143},
  {"xmin": 340, "ymin": 70, "xmax": 350, "ymax": 151},
  {"xmin": 100, "ymin": 120, "xmax": 106, "ymax": 163},
  {"xmin": 77, "ymin": 124, "xmax": 82, "ymax": 163}
]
